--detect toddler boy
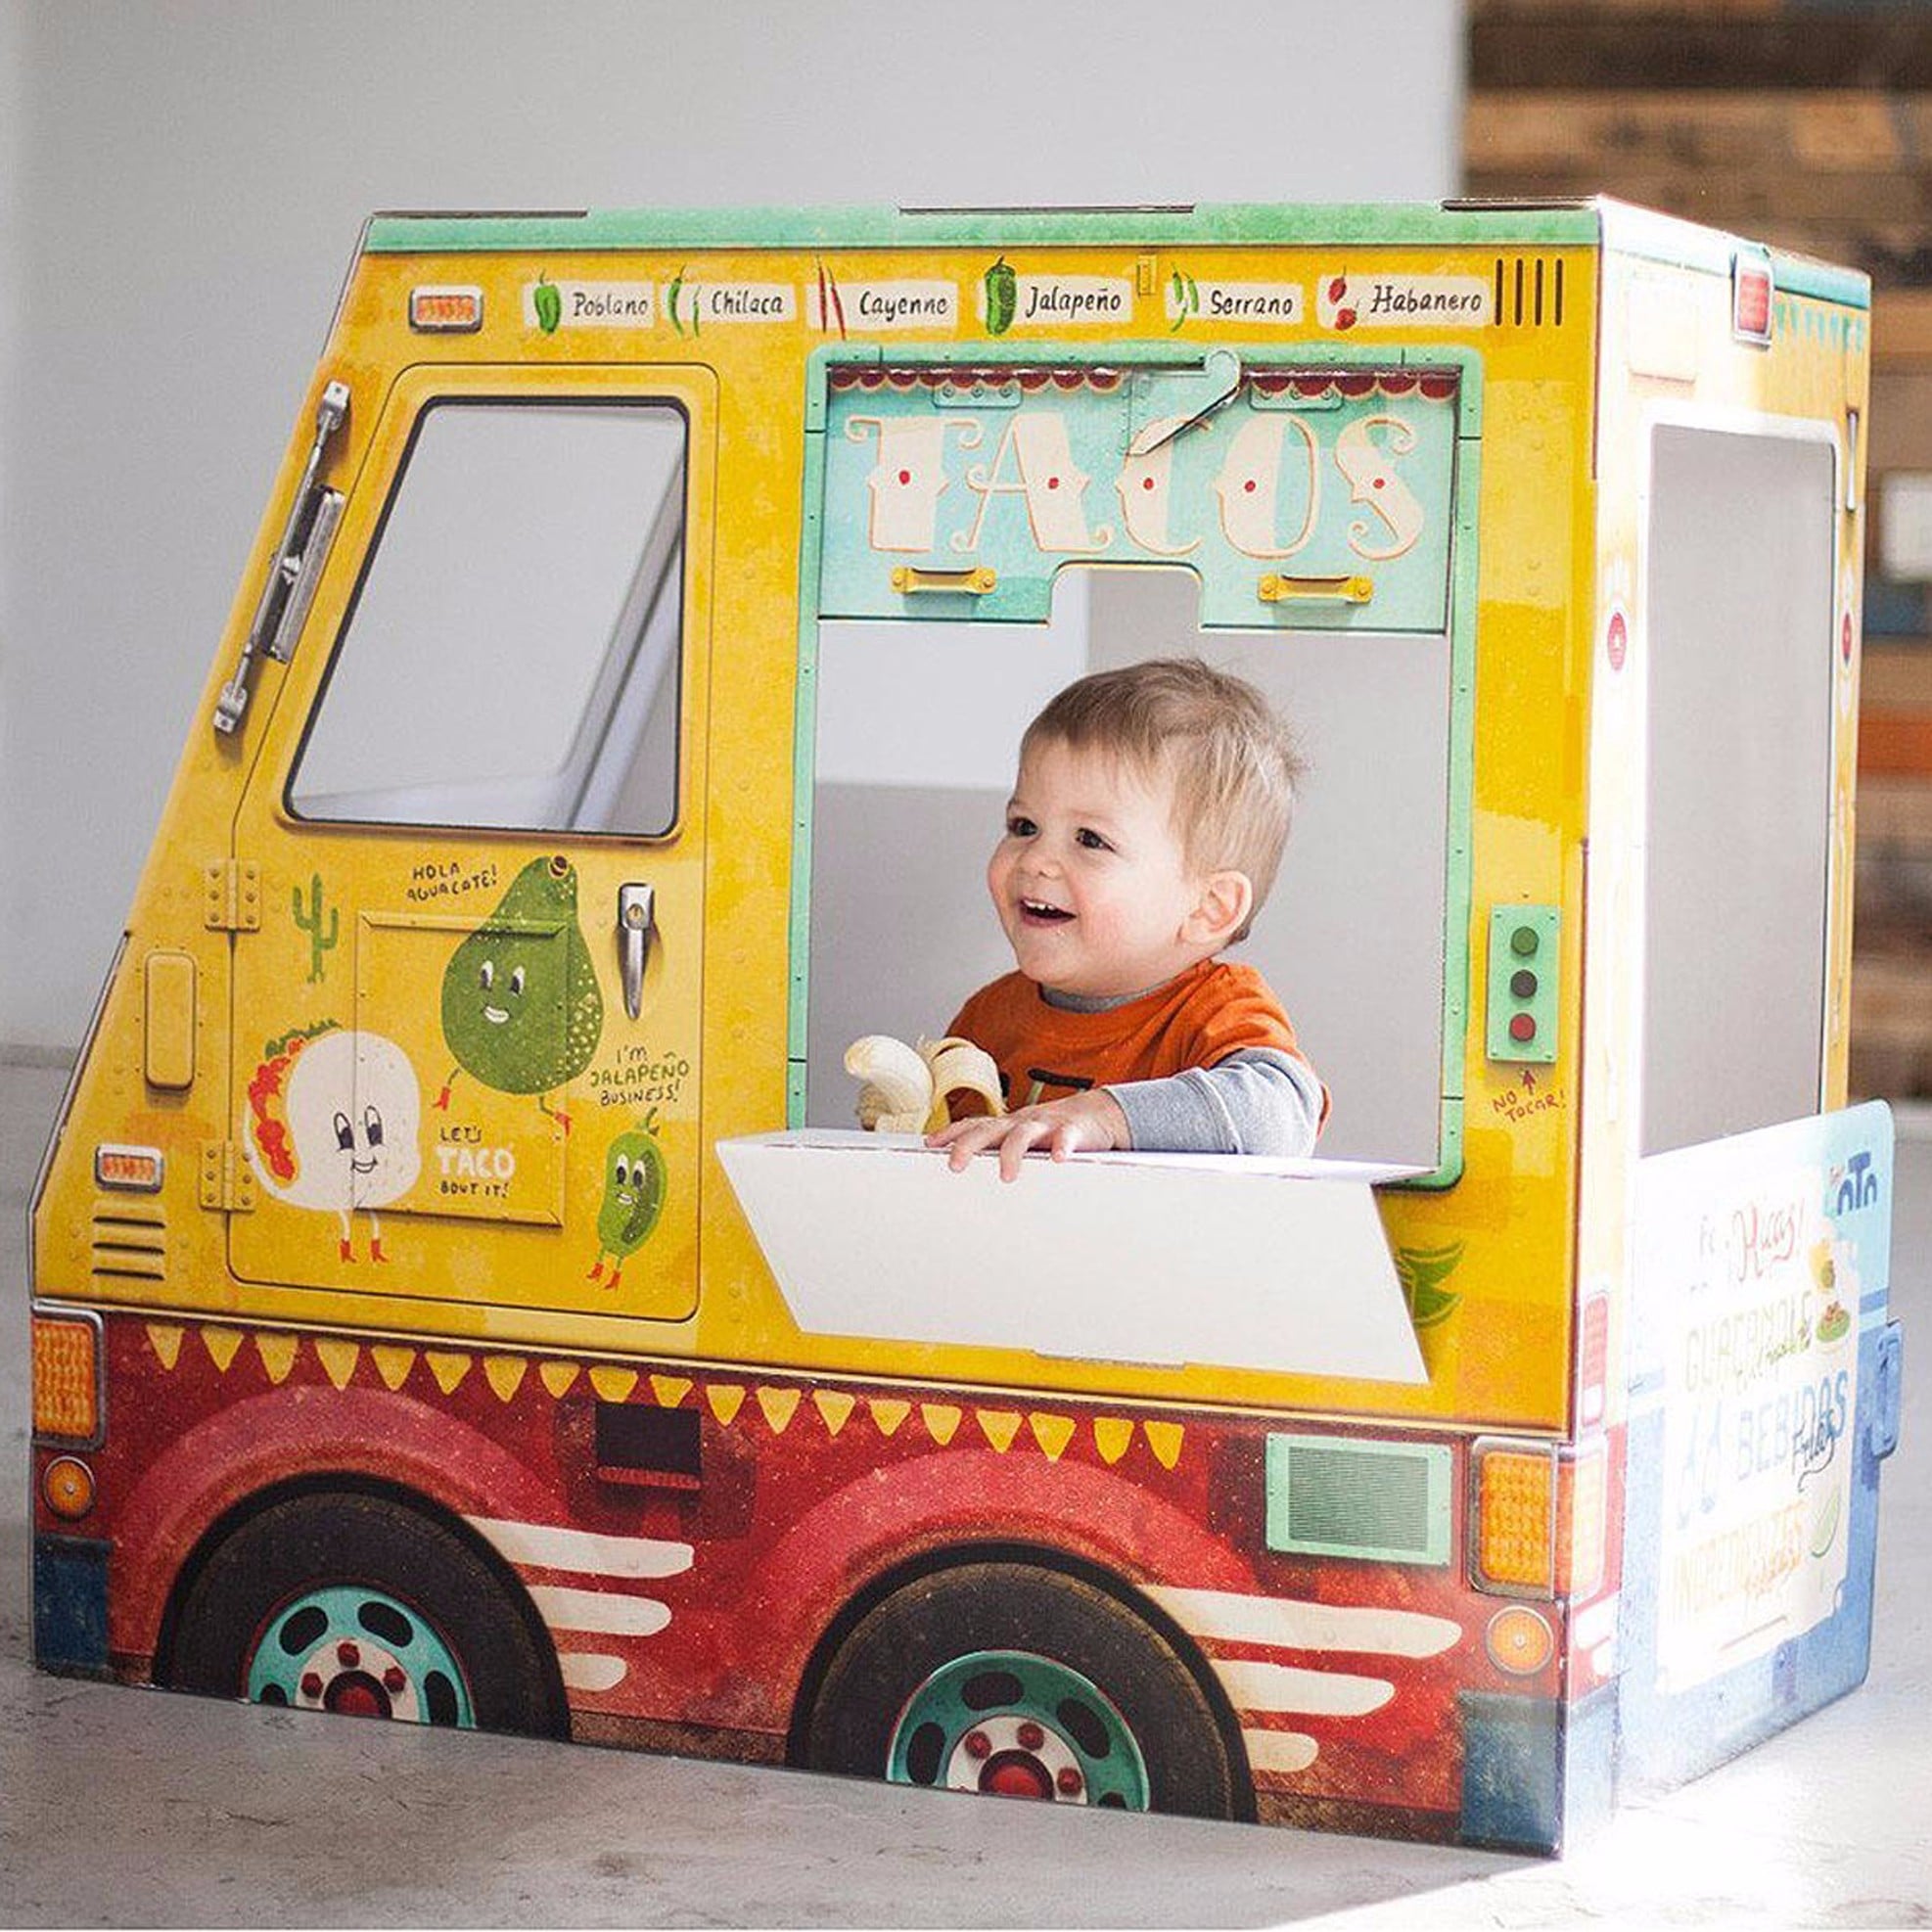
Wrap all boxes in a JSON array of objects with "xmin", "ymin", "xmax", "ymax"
[{"xmin": 928, "ymin": 657, "xmax": 1326, "ymax": 1180}]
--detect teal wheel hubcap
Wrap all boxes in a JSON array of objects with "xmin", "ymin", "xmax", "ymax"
[
  {"xmin": 246, "ymin": 1584, "xmax": 475, "ymax": 1726},
  {"xmin": 887, "ymin": 1649, "xmax": 1149, "ymax": 1808}
]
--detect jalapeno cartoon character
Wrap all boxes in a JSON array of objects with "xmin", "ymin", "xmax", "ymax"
[
  {"xmin": 587, "ymin": 1114, "xmax": 668, "ymax": 1290},
  {"xmin": 437, "ymin": 854, "xmax": 604, "ymax": 1127},
  {"xmin": 246, "ymin": 1025, "xmax": 423, "ymax": 1262}
]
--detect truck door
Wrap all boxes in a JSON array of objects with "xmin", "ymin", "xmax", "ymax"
[{"xmin": 227, "ymin": 364, "xmax": 713, "ymax": 1322}]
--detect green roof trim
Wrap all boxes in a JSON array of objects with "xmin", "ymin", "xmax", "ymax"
[
  {"xmin": 363, "ymin": 201, "xmax": 1608, "ymax": 256},
  {"xmin": 1597, "ymin": 199, "xmax": 1868, "ymax": 310},
  {"xmin": 1771, "ymin": 253, "xmax": 1870, "ymax": 311}
]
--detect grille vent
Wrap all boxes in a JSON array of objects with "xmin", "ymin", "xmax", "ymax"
[
  {"xmin": 1265, "ymin": 1435, "xmax": 1452, "ymax": 1566},
  {"xmin": 91, "ymin": 1206, "xmax": 167, "ymax": 1282},
  {"xmin": 1493, "ymin": 255, "xmax": 1566, "ymax": 329}
]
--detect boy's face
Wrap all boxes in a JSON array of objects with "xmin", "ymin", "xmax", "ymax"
[{"xmin": 988, "ymin": 736, "xmax": 1227, "ymax": 998}]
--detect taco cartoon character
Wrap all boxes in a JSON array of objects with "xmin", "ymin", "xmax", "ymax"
[
  {"xmin": 587, "ymin": 1117, "xmax": 668, "ymax": 1291},
  {"xmin": 246, "ymin": 1026, "xmax": 422, "ymax": 1262},
  {"xmin": 437, "ymin": 854, "xmax": 604, "ymax": 1125}
]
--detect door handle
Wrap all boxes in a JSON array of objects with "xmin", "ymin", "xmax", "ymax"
[{"xmin": 619, "ymin": 885, "xmax": 656, "ymax": 1021}]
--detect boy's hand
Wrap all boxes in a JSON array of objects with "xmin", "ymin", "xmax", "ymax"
[{"xmin": 926, "ymin": 1089, "xmax": 1130, "ymax": 1182}]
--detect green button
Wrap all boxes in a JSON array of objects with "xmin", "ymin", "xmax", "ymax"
[{"xmin": 1510, "ymin": 925, "xmax": 1540, "ymax": 957}]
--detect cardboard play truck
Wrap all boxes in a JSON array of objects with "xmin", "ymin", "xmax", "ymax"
[{"xmin": 28, "ymin": 199, "xmax": 1902, "ymax": 1851}]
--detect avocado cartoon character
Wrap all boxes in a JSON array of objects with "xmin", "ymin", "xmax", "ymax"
[
  {"xmin": 437, "ymin": 855, "xmax": 603, "ymax": 1124},
  {"xmin": 588, "ymin": 1114, "xmax": 668, "ymax": 1290}
]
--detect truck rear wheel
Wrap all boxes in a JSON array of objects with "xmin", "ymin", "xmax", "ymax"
[
  {"xmin": 799, "ymin": 1561, "xmax": 1244, "ymax": 1820},
  {"xmin": 162, "ymin": 1491, "xmax": 564, "ymax": 1737}
]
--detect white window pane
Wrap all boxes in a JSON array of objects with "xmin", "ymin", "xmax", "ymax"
[{"xmin": 292, "ymin": 402, "xmax": 686, "ymax": 836}]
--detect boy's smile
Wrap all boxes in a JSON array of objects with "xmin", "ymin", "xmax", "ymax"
[
  {"xmin": 1018, "ymin": 896, "xmax": 1076, "ymax": 927},
  {"xmin": 988, "ymin": 736, "xmax": 1245, "ymax": 999}
]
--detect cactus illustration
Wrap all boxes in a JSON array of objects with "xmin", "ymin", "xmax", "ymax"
[{"xmin": 292, "ymin": 872, "xmax": 339, "ymax": 984}]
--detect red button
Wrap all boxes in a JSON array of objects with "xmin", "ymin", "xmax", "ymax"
[{"xmin": 1509, "ymin": 1014, "xmax": 1537, "ymax": 1043}]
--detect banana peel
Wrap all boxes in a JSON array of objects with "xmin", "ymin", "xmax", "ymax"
[{"xmin": 845, "ymin": 1033, "xmax": 1005, "ymax": 1134}]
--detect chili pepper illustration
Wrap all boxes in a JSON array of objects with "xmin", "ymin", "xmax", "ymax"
[
  {"xmin": 532, "ymin": 274, "xmax": 562, "ymax": 335},
  {"xmin": 814, "ymin": 257, "xmax": 848, "ymax": 338},
  {"xmin": 1168, "ymin": 269, "xmax": 1200, "ymax": 333},
  {"xmin": 984, "ymin": 255, "xmax": 1017, "ymax": 336},
  {"xmin": 667, "ymin": 267, "xmax": 686, "ymax": 336}
]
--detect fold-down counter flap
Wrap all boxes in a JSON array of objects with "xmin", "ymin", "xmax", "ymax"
[{"xmin": 716, "ymin": 1130, "xmax": 1428, "ymax": 1383}]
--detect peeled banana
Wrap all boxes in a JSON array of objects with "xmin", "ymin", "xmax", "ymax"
[{"xmin": 845, "ymin": 1033, "xmax": 1005, "ymax": 1134}]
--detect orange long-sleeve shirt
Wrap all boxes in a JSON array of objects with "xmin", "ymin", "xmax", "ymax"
[{"xmin": 947, "ymin": 958, "xmax": 1324, "ymax": 1122}]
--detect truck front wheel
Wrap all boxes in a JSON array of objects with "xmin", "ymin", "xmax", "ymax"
[
  {"xmin": 798, "ymin": 1561, "xmax": 1245, "ymax": 1819},
  {"xmin": 161, "ymin": 1491, "xmax": 564, "ymax": 1738}
]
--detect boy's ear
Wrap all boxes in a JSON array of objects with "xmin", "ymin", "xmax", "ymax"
[{"xmin": 1185, "ymin": 869, "xmax": 1254, "ymax": 947}]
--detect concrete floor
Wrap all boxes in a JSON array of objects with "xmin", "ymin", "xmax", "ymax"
[{"xmin": 3, "ymin": 1056, "xmax": 1929, "ymax": 1929}]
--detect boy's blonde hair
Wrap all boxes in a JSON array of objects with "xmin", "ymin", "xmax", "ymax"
[{"xmin": 1022, "ymin": 658, "xmax": 1305, "ymax": 939}]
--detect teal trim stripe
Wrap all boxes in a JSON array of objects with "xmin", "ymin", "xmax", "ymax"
[{"xmin": 365, "ymin": 201, "xmax": 1606, "ymax": 256}]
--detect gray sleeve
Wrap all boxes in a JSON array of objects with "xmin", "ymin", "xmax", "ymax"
[{"xmin": 1106, "ymin": 1047, "xmax": 1325, "ymax": 1157}]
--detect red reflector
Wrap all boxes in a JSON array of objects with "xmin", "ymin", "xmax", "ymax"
[
  {"xmin": 1579, "ymin": 1294, "xmax": 1611, "ymax": 1426},
  {"xmin": 410, "ymin": 287, "xmax": 483, "ymax": 333},
  {"xmin": 95, "ymin": 1143, "xmax": 163, "ymax": 1191},
  {"xmin": 1733, "ymin": 256, "xmax": 1774, "ymax": 344}
]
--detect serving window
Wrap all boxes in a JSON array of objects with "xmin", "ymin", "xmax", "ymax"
[{"xmin": 799, "ymin": 359, "xmax": 1469, "ymax": 1174}]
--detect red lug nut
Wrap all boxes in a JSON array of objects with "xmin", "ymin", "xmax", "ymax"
[
  {"xmin": 299, "ymin": 1672, "xmax": 324, "ymax": 1699},
  {"xmin": 1056, "ymin": 1767, "xmax": 1083, "ymax": 1796},
  {"xmin": 337, "ymin": 1640, "xmax": 360, "ymax": 1668},
  {"xmin": 1016, "ymin": 1720, "xmax": 1045, "ymax": 1752},
  {"xmin": 964, "ymin": 1729, "xmax": 991, "ymax": 1760},
  {"xmin": 383, "ymin": 1667, "xmax": 407, "ymax": 1693}
]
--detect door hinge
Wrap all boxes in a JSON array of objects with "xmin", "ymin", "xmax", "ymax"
[
  {"xmin": 203, "ymin": 859, "xmax": 262, "ymax": 932},
  {"xmin": 198, "ymin": 1140, "xmax": 258, "ymax": 1214}
]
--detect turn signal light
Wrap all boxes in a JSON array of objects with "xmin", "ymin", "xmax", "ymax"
[
  {"xmin": 32, "ymin": 1313, "xmax": 102, "ymax": 1445},
  {"xmin": 1474, "ymin": 1446, "xmax": 1556, "ymax": 1592},
  {"xmin": 1472, "ymin": 1440, "xmax": 1609, "ymax": 1599}
]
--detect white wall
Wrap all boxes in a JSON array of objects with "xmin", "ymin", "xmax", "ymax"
[{"xmin": 0, "ymin": 0, "xmax": 1465, "ymax": 1050}]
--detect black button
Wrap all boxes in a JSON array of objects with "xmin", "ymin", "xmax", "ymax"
[{"xmin": 1510, "ymin": 969, "xmax": 1539, "ymax": 1000}]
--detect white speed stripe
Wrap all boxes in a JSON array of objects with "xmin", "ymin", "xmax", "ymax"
[
  {"xmin": 558, "ymin": 1653, "xmax": 629, "ymax": 1692},
  {"xmin": 529, "ymin": 1586, "xmax": 670, "ymax": 1637},
  {"xmin": 467, "ymin": 1516, "xmax": 694, "ymax": 1579},
  {"xmin": 1212, "ymin": 1658, "xmax": 1394, "ymax": 1717},
  {"xmin": 1148, "ymin": 1586, "xmax": 1460, "ymax": 1658},
  {"xmin": 1243, "ymin": 1729, "xmax": 1319, "ymax": 1774}
]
